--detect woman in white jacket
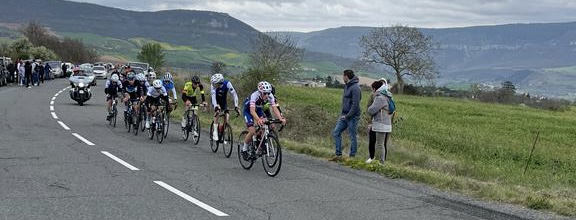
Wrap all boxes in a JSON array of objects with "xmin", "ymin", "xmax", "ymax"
[{"xmin": 367, "ymin": 81, "xmax": 393, "ymax": 164}]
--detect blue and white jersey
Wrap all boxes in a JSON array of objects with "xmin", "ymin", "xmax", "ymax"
[
  {"xmin": 243, "ymin": 91, "xmax": 276, "ymax": 110},
  {"xmin": 210, "ymin": 80, "xmax": 239, "ymax": 107},
  {"xmin": 146, "ymin": 86, "xmax": 168, "ymax": 98},
  {"xmin": 163, "ymin": 80, "xmax": 177, "ymax": 99}
]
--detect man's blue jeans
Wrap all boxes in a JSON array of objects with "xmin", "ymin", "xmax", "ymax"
[{"xmin": 332, "ymin": 115, "xmax": 360, "ymax": 157}]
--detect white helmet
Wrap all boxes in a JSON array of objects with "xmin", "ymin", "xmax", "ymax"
[
  {"xmin": 210, "ymin": 73, "xmax": 224, "ymax": 84},
  {"xmin": 258, "ymin": 81, "xmax": 272, "ymax": 93},
  {"xmin": 152, "ymin": 79, "xmax": 163, "ymax": 89},
  {"xmin": 136, "ymin": 73, "xmax": 146, "ymax": 81},
  {"xmin": 163, "ymin": 72, "xmax": 173, "ymax": 81},
  {"xmin": 110, "ymin": 74, "xmax": 119, "ymax": 83},
  {"xmin": 149, "ymin": 72, "xmax": 156, "ymax": 80}
]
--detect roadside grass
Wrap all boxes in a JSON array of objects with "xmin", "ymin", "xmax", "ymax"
[{"xmin": 167, "ymin": 76, "xmax": 576, "ymax": 216}]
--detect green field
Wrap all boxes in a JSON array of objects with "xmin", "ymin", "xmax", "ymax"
[{"xmin": 169, "ymin": 81, "xmax": 576, "ymax": 216}]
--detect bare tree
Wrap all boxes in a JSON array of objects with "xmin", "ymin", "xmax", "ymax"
[
  {"xmin": 211, "ymin": 61, "xmax": 226, "ymax": 74},
  {"xmin": 248, "ymin": 32, "xmax": 304, "ymax": 84},
  {"xmin": 360, "ymin": 24, "xmax": 437, "ymax": 94}
]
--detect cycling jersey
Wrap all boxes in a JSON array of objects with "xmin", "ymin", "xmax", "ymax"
[
  {"xmin": 182, "ymin": 81, "xmax": 205, "ymax": 104},
  {"xmin": 210, "ymin": 80, "xmax": 239, "ymax": 110},
  {"xmin": 105, "ymin": 79, "xmax": 122, "ymax": 96},
  {"xmin": 147, "ymin": 86, "xmax": 168, "ymax": 98},
  {"xmin": 123, "ymin": 80, "xmax": 142, "ymax": 99},
  {"xmin": 163, "ymin": 80, "xmax": 177, "ymax": 99},
  {"xmin": 243, "ymin": 91, "xmax": 276, "ymax": 127}
]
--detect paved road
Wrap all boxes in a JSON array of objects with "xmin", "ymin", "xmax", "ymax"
[{"xmin": 0, "ymin": 80, "xmax": 569, "ymax": 220}]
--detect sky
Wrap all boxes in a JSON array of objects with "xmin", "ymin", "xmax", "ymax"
[{"xmin": 69, "ymin": 0, "xmax": 576, "ymax": 32}]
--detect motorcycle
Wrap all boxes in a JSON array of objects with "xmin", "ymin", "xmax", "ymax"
[{"xmin": 69, "ymin": 70, "xmax": 94, "ymax": 106}]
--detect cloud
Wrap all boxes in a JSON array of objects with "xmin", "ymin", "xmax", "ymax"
[{"xmin": 69, "ymin": 0, "xmax": 576, "ymax": 32}]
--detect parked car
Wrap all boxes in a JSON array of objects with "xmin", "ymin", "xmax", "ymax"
[
  {"xmin": 93, "ymin": 66, "xmax": 107, "ymax": 79},
  {"xmin": 45, "ymin": 60, "xmax": 63, "ymax": 78}
]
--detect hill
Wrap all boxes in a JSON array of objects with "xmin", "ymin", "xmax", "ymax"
[{"xmin": 282, "ymin": 24, "xmax": 576, "ymax": 99}]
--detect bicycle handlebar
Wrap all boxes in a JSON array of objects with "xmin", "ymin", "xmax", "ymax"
[{"xmin": 214, "ymin": 108, "xmax": 240, "ymax": 118}]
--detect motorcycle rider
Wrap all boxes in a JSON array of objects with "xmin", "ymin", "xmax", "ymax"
[{"xmin": 105, "ymin": 74, "xmax": 123, "ymax": 121}]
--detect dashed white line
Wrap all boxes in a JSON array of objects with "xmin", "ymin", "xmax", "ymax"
[
  {"xmin": 72, "ymin": 133, "xmax": 95, "ymax": 146},
  {"xmin": 154, "ymin": 181, "xmax": 229, "ymax": 217},
  {"xmin": 51, "ymin": 112, "xmax": 58, "ymax": 119},
  {"xmin": 50, "ymin": 100, "xmax": 54, "ymax": 105},
  {"xmin": 50, "ymin": 106, "xmax": 54, "ymax": 111},
  {"xmin": 51, "ymin": 97, "xmax": 56, "ymax": 101},
  {"xmin": 54, "ymin": 93, "xmax": 59, "ymax": 97},
  {"xmin": 57, "ymin": 121, "xmax": 70, "ymax": 130},
  {"xmin": 101, "ymin": 151, "xmax": 140, "ymax": 171}
]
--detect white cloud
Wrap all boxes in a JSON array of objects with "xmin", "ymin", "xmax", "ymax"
[{"xmin": 69, "ymin": 0, "xmax": 576, "ymax": 32}]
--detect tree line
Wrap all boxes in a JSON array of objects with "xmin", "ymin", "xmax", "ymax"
[{"xmin": 0, "ymin": 22, "xmax": 96, "ymax": 63}]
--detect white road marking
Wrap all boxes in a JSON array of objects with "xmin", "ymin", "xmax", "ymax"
[
  {"xmin": 153, "ymin": 181, "xmax": 229, "ymax": 217},
  {"xmin": 57, "ymin": 121, "xmax": 70, "ymax": 130},
  {"xmin": 51, "ymin": 97, "xmax": 56, "ymax": 101},
  {"xmin": 54, "ymin": 93, "xmax": 59, "ymax": 97},
  {"xmin": 50, "ymin": 100, "xmax": 54, "ymax": 105},
  {"xmin": 51, "ymin": 112, "xmax": 58, "ymax": 119},
  {"xmin": 50, "ymin": 106, "xmax": 54, "ymax": 111},
  {"xmin": 72, "ymin": 133, "xmax": 95, "ymax": 146},
  {"xmin": 101, "ymin": 151, "xmax": 140, "ymax": 171}
]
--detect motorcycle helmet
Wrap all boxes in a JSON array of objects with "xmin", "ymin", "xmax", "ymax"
[
  {"xmin": 211, "ymin": 73, "xmax": 224, "ymax": 84},
  {"xmin": 152, "ymin": 79, "xmax": 163, "ymax": 89},
  {"xmin": 257, "ymin": 81, "xmax": 272, "ymax": 94}
]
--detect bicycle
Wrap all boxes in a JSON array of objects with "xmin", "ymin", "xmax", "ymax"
[
  {"xmin": 147, "ymin": 100, "xmax": 168, "ymax": 144},
  {"xmin": 108, "ymin": 96, "xmax": 118, "ymax": 128},
  {"xmin": 123, "ymin": 99, "xmax": 140, "ymax": 135},
  {"xmin": 139, "ymin": 101, "xmax": 148, "ymax": 133},
  {"xmin": 181, "ymin": 103, "xmax": 204, "ymax": 145},
  {"xmin": 209, "ymin": 108, "xmax": 239, "ymax": 157},
  {"xmin": 163, "ymin": 101, "xmax": 177, "ymax": 138},
  {"xmin": 237, "ymin": 119, "xmax": 284, "ymax": 177}
]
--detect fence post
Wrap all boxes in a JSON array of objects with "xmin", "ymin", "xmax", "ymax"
[{"xmin": 524, "ymin": 131, "xmax": 540, "ymax": 175}]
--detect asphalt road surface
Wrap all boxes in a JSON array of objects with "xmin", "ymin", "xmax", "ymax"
[{"xmin": 0, "ymin": 80, "xmax": 569, "ymax": 220}]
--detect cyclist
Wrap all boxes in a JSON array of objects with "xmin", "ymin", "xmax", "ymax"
[
  {"xmin": 240, "ymin": 81, "xmax": 286, "ymax": 160},
  {"xmin": 122, "ymin": 72, "xmax": 143, "ymax": 117},
  {"xmin": 162, "ymin": 72, "xmax": 178, "ymax": 113},
  {"xmin": 104, "ymin": 74, "xmax": 123, "ymax": 121},
  {"xmin": 210, "ymin": 73, "xmax": 239, "ymax": 141},
  {"xmin": 181, "ymin": 75, "xmax": 207, "ymax": 130},
  {"xmin": 144, "ymin": 79, "xmax": 169, "ymax": 129}
]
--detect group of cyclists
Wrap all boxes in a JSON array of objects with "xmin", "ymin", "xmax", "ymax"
[{"xmin": 102, "ymin": 66, "xmax": 287, "ymax": 159}]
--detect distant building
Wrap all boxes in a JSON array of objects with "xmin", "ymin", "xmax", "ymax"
[{"xmin": 288, "ymin": 80, "xmax": 326, "ymax": 88}]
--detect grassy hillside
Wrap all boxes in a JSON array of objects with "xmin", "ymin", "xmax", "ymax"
[{"xmin": 170, "ymin": 81, "xmax": 575, "ymax": 216}]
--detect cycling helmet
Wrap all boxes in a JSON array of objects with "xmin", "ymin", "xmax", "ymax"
[
  {"xmin": 191, "ymin": 75, "xmax": 200, "ymax": 83},
  {"xmin": 210, "ymin": 73, "xmax": 224, "ymax": 84},
  {"xmin": 127, "ymin": 72, "xmax": 136, "ymax": 81},
  {"xmin": 136, "ymin": 73, "xmax": 146, "ymax": 81},
  {"xmin": 149, "ymin": 72, "xmax": 156, "ymax": 80},
  {"xmin": 152, "ymin": 79, "xmax": 163, "ymax": 89},
  {"xmin": 163, "ymin": 72, "xmax": 173, "ymax": 81},
  {"xmin": 111, "ymin": 74, "xmax": 119, "ymax": 83},
  {"xmin": 257, "ymin": 81, "xmax": 272, "ymax": 93}
]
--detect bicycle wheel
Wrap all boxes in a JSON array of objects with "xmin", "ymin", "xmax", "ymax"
[
  {"xmin": 140, "ymin": 107, "xmax": 147, "ymax": 132},
  {"xmin": 112, "ymin": 105, "xmax": 117, "ymax": 128},
  {"xmin": 132, "ymin": 110, "xmax": 139, "ymax": 136},
  {"xmin": 191, "ymin": 113, "xmax": 201, "ymax": 145},
  {"xmin": 261, "ymin": 135, "xmax": 282, "ymax": 177},
  {"xmin": 156, "ymin": 113, "xmax": 165, "ymax": 144},
  {"xmin": 163, "ymin": 110, "xmax": 170, "ymax": 138},
  {"xmin": 237, "ymin": 131, "xmax": 254, "ymax": 170},
  {"xmin": 181, "ymin": 112, "xmax": 190, "ymax": 141},
  {"xmin": 209, "ymin": 122, "xmax": 218, "ymax": 153},
  {"xmin": 222, "ymin": 124, "xmax": 233, "ymax": 158},
  {"xmin": 125, "ymin": 110, "xmax": 131, "ymax": 132}
]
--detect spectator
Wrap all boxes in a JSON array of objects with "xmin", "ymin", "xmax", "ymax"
[
  {"xmin": 365, "ymin": 78, "xmax": 388, "ymax": 163},
  {"xmin": 44, "ymin": 62, "xmax": 52, "ymax": 81},
  {"xmin": 24, "ymin": 61, "xmax": 32, "ymax": 88},
  {"xmin": 61, "ymin": 63, "xmax": 68, "ymax": 77},
  {"xmin": 18, "ymin": 60, "xmax": 25, "ymax": 86},
  {"xmin": 329, "ymin": 69, "xmax": 362, "ymax": 161},
  {"xmin": 7, "ymin": 61, "xmax": 16, "ymax": 84},
  {"xmin": 367, "ymin": 80, "xmax": 393, "ymax": 164}
]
